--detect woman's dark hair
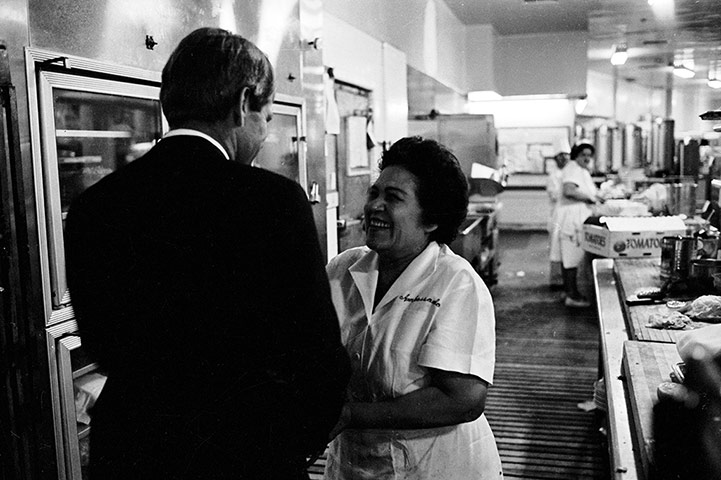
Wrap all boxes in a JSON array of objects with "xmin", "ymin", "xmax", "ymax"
[
  {"xmin": 379, "ymin": 136, "xmax": 468, "ymax": 244},
  {"xmin": 160, "ymin": 27, "xmax": 275, "ymax": 127},
  {"xmin": 570, "ymin": 142, "xmax": 595, "ymax": 160}
]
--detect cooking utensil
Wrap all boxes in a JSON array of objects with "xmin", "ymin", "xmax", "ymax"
[{"xmin": 690, "ymin": 259, "xmax": 721, "ymax": 280}]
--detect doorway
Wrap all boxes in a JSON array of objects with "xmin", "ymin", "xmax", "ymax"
[{"xmin": 333, "ymin": 80, "xmax": 374, "ymax": 253}]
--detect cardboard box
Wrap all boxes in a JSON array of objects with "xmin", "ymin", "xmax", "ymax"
[{"xmin": 581, "ymin": 216, "xmax": 687, "ymax": 258}]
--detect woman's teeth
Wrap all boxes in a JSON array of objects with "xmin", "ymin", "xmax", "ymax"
[{"xmin": 369, "ymin": 219, "xmax": 390, "ymax": 228}]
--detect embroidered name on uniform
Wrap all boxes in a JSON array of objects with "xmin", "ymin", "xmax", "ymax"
[{"xmin": 398, "ymin": 294, "xmax": 441, "ymax": 308}]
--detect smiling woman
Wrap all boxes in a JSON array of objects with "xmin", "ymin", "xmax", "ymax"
[{"xmin": 323, "ymin": 136, "xmax": 503, "ymax": 480}]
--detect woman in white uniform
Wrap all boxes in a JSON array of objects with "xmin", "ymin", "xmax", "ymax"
[
  {"xmin": 549, "ymin": 143, "xmax": 602, "ymax": 308},
  {"xmin": 323, "ymin": 136, "xmax": 502, "ymax": 480},
  {"xmin": 546, "ymin": 151, "xmax": 569, "ymax": 289}
]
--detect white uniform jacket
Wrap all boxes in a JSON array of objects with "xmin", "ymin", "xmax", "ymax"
[
  {"xmin": 550, "ymin": 160, "xmax": 598, "ymax": 268},
  {"xmin": 324, "ymin": 242, "xmax": 502, "ymax": 480}
]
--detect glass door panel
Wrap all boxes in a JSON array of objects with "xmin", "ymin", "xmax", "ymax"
[
  {"xmin": 36, "ymin": 71, "xmax": 163, "ymax": 314},
  {"xmin": 253, "ymin": 94, "xmax": 308, "ymax": 194},
  {"xmin": 54, "ymin": 89, "xmax": 162, "ymax": 216},
  {"xmin": 57, "ymin": 333, "xmax": 106, "ymax": 480}
]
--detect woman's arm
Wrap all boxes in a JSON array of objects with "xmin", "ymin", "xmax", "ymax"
[
  {"xmin": 331, "ymin": 368, "xmax": 488, "ymax": 437},
  {"xmin": 563, "ymin": 182, "xmax": 601, "ymax": 204}
]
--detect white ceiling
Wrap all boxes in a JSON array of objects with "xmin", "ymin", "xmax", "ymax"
[{"xmin": 443, "ymin": 0, "xmax": 721, "ymax": 99}]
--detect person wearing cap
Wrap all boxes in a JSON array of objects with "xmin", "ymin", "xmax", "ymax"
[
  {"xmin": 549, "ymin": 143, "xmax": 604, "ymax": 308},
  {"xmin": 547, "ymin": 151, "xmax": 570, "ymax": 291},
  {"xmin": 65, "ymin": 27, "xmax": 350, "ymax": 479}
]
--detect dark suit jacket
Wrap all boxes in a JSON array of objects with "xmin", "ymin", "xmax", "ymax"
[{"xmin": 65, "ymin": 136, "xmax": 350, "ymax": 479}]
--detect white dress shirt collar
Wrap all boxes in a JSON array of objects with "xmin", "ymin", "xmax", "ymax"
[{"xmin": 163, "ymin": 129, "xmax": 230, "ymax": 160}]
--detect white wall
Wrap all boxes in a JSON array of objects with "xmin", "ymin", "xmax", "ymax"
[
  {"xmin": 585, "ymin": 70, "xmax": 663, "ymax": 122},
  {"xmin": 494, "ymin": 31, "xmax": 588, "ymax": 97},
  {"xmin": 585, "ymin": 69, "xmax": 719, "ymax": 138},
  {"xmin": 674, "ymin": 87, "xmax": 721, "ymax": 137},
  {"xmin": 382, "ymin": 43, "xmax": 410, "ymax": 144},
  {"xmin": 324, "ymin": 0, "xmax": 467, "ymax": 92},
  {"xmin": 323, "ymin": 13, "xmax": 383, "ymax": 92},
  {"xmin": 322, "ymin": 12, "xmax": 408, "ymax": 146},
  {"xmin": 465, "ymin": 24, "xmax": 497, "ymax": 93},
  {"xmin": 468, "ymin": 98, "xmax": 575, "ymax": 129}
]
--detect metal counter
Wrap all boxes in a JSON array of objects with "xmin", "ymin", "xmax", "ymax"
[{"xmin": 593, "ymin": 258, "xmax": 641, "ymax": 479}]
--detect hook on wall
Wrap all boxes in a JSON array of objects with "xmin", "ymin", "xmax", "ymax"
[
  {"xmin": 308, "ymin": 182, "xmax": 320, "ymax": 204},
  {"xmin": 145, "ymin": 35, "xmax": 158, "ymax": 50}
]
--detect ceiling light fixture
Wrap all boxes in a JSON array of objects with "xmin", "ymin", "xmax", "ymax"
[
  {"xmin": 673, "ymin": 65, "xmax": 695, "ymax": 79},
  {"xmin": 467, "ymin": 90, "xmax": 502, "ymax": 101},
  {"xmin": 709, "ymin": 59, "xmax": 721, "ymax": 89},
  {"xmin": 610, "ymin": 44, "xmax": 628, "ymax": 66},
  {"xmin": 575, "ymin": 96, "xmax": 588, "ymax": 115}
]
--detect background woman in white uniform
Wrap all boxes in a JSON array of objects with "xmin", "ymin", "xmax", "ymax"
[
  {"xmin": 546, "ymin": 151, "xmax": 569, "ymax": 289},
  {"xmin": 323, "ymin": 136, "xmax": 502, "ymax": 479},
  {"xmin": 549, "ymin": 143, "xmax": 603, "ymax": 308}
]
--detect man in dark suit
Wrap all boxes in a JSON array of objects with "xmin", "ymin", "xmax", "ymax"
[{"xmin": 65, "ymin": 27, "xmax": 350, "ymax": 479}]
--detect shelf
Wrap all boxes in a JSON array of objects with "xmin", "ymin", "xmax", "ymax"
[
  {"xmin": 73, "ymin": 362, "xmax": 100, "ymax": 379},
  {"xmin": 56, "ymin": 129, "xmax": 133, "ymax": 138},
  {"xmin": 58, "ymin": 155, "xmax": 102, "ymax": 164},
  {"xmin": 77, "ymin": 424, "xmax": 90, "ymax": 440}
]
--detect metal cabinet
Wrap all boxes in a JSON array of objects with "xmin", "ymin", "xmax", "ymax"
[
  {"xmin": 408, "ymin": 114, "xmax": 499, "ymax": 174},
  {"xmin": 27, "ymin": 49, "xmax": 164, "ymax": 480}
]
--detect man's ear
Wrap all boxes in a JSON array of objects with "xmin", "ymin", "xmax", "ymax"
[
  {"xmin": 234, "ymin": 87, "xmax": 251, "ymax": 127},
  {"xmin": 424, "ymin": 223, "xmax": 438, "ymax": 234}
]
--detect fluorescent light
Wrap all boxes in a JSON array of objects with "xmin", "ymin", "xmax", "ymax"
[
  {"xmin": 575, "ymin": 97, "xmax": 588, "ymax": 115},
  {"xmin": 468, "ymin": 90, "xmax": 502, "ymax": 102},
  {"xmin": 709, "ymin": 78, "xmax": 721, "ymax": 89},
  {"xmin": 673, "ymin": 65, "xmax": 695, "ymax": 79},
  {"xmin": 610, "ymin": 45, "xmax": 628, "ymax": 66}
]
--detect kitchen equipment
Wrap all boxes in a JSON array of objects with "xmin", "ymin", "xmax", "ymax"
[
  {"xmin": 624, "ymin": 123, "xmax": 643, "ymax": 169},
  {"xmin": 650, "ymin": 118, "xmax": 675, "ymax": 175},
  {"xmin": 594, "ymin": 125, "xmax": 611, "ymax": 173},
  {"xmin": 666, "ymin": 182, "xmax": 697, "ymax": 217},
  {"xmin": 671, "ymin": 236, "xmax": 697, "ymax": 281},
  {"xmin": 611, "ymin": 125, "xmax": 624, "ymax": 172},
  {"xmin": 660, "ymin": 236, "xmax": 678, "ymax": 280},
  {"xmin": 689, "ymin": 258, "xmax": 721, "ymax": 291},
  {"xmin": 697, "ymin": 233, "xmax": 719, "ymax": 259}
]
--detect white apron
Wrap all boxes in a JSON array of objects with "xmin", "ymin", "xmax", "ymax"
[{"xmin": 550, "ymin": 161, "xmax": 597, "ymax": 268}]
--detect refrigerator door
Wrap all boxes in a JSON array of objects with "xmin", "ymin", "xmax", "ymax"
[
  {"xmin": 252, "ymin": 93, "xmax": 308, "ymax": 195},
  {"xmin": 46, "ymin": 319, "xmax": 101, "ymax": 480},
  {"xmin": 28, "ymin": 50, "xmax": 164, "ymax": 320},
  {"xmin": 58, "ymin": 333, "xmax": 105, "ymax": 480}
]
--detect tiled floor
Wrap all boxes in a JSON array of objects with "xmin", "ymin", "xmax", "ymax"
[{"xmin": 489, "ymin": 230, "xmax": 609, "ymax": 479}]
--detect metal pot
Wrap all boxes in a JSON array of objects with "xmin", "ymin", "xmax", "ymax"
[
  {"xmin": 689, "ymin": 259, "xmax": 721, "ymax": 286},
  {"xmin": 661, "ymin": 236, "xmax": 696, "ymax": 280}
]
